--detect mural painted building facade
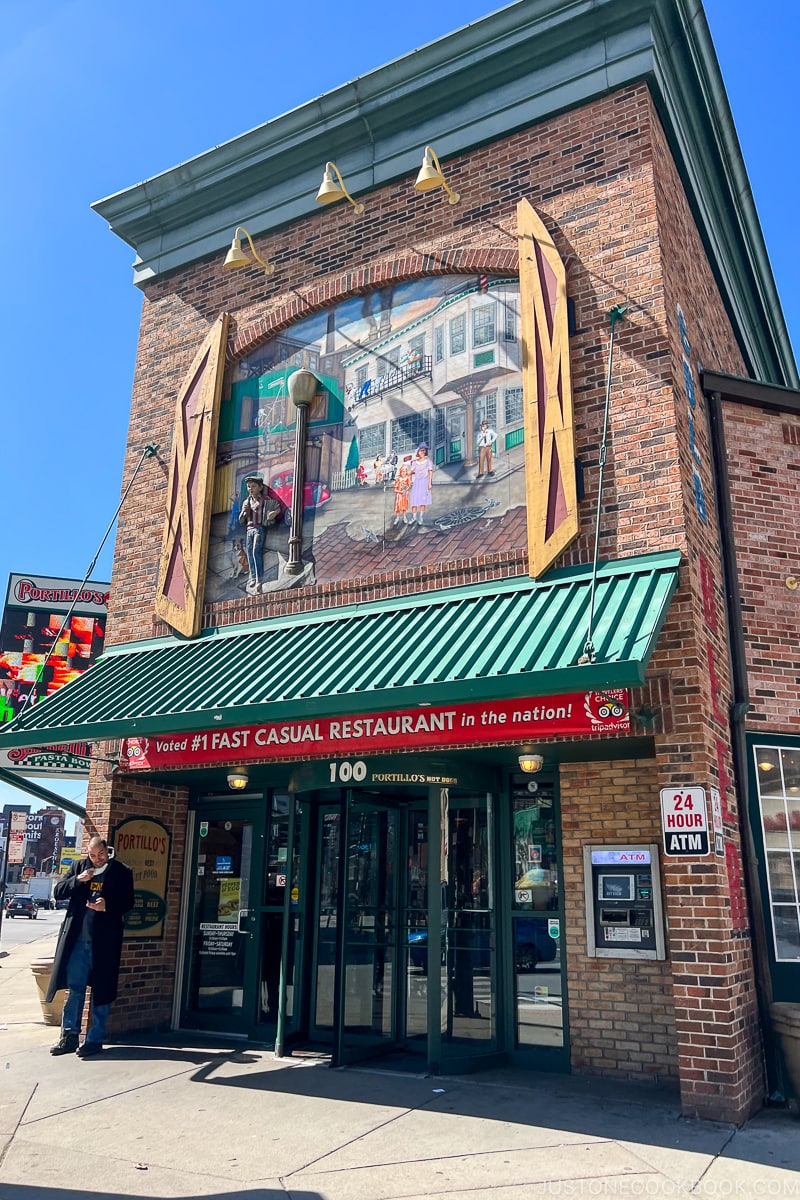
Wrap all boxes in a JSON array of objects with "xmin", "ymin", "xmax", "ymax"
[{"xmin": 3, "ymin": 0, "xmax": 798, "ymax": 1125}]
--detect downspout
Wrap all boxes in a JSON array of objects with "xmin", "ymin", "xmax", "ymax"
[{"xmin": 705, "ymin": 385, "xmax": 781, "ymax": 1095}]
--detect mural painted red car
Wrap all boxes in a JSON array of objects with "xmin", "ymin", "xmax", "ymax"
[{"xmin": 269, "ymin": 472, "xmax": 332, "ymax": 526}]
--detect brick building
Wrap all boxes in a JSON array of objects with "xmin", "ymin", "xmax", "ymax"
[{"xmin": 3, "ymin": 0, "xmax": 798, "ymax": 1124}]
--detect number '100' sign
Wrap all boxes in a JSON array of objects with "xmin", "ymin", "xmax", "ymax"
[{"xmin": 329, "ymin": 760, "xmax": 367, "ymax": 783}]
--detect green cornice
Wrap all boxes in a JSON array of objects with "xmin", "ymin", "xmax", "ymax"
[{"xmin": 92, "ymin": 0, "xmax": 796, "ymax": 388}]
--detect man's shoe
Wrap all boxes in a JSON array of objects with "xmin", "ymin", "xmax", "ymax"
[
  {"xmin": 50, "ymin": 1034, "xmax": 79, "ymax": 1056},
  {"xmin": 76, "ymin": 1041, "xmax": 104, "ymax": 1058}
]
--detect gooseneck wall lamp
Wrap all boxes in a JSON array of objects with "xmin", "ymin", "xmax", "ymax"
[
  {"xmin": 223, "ymin": 226, "xmax": 275, "ymax": 275},
  {"xmin": 285, "ymin": 368, "xmax": 320, "ymax": 575},
  {"xmin": 414, "ymin": 145, "xmax": 460, "ymax": 205},
  {"xmin": 316, "ymin": 162, "xmax": 365, "ymax": 214}
]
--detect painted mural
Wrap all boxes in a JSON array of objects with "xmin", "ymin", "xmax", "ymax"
[{"xmin": 205, "ymin": 275, "xmax": 527, "ymax": 600}]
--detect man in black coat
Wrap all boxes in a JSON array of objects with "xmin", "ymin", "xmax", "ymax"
[{"xmin": 48, "ymin": 835, "xmax": 134, "ymax": 1058}]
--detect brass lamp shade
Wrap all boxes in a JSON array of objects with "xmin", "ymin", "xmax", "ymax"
[
  {"xmin": 414, "ymin": 149, "xmax": 444, "ymax": 191},
  {"xmin": 315, "ymin": 162, "xmax": 364, "ymax": 214},
  {"xmin": 414, "ymin": 145, "xmax": 459, "ymax": 204},
  {"xmin": 222, "ymin": 227, "xmax": 275, "ymax": 275},
  {"xmin": 223, "ymin": 239, "xmax": 250, "ymax": 269},
  {"xmin": 316, "ymin": 165, "xmax": 345, "ymax": 205}
]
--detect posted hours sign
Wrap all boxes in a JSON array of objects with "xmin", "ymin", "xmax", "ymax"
[{"xmin": 659, "ymin": 787, "xmax": 710, "ymax": 857}]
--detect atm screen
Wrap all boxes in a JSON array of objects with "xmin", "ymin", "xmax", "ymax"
[{"xmin": 598, "ymin": 874, "xmax": 634, "ymax": 901}]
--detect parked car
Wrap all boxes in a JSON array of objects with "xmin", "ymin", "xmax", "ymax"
[
  {"xmin": 6, "ymin": 895, "xmax": 38, "ymax": 919},
  {"xmin": 407, "ymin": 919, "xmax": 558, "ymax": 972},
  {"xmin": 269, "ymin": 471, "xmax": 331, "ymax": 526},
  {"xmin": 55, "ymin": 897, "xmax": 70, "ymax": 910}
]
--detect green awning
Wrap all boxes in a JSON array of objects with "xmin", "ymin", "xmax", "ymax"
[
  {"xmin": 0, "ymin": 551, "xmax": 680, "ymax": 748},
  {"xmin": 0, "ymin": 767, "xmax": 87, "ymax": 819}
]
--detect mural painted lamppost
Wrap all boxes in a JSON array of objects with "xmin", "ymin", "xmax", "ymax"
[{"xmin": 285, "ymin": 368, "xmax": 319, "ymax": 574}]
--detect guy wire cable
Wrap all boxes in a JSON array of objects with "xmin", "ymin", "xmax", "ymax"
[
  {"xmin": 578, "ymin": 305, "xmax": 627, "ymax": 666},
  {"xmin": 10, "ymin": 443, "xmax": 160, "ymax": 727}
]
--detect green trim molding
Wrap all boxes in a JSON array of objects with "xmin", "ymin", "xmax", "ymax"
[
  {"xmin": 0, "ymin": 551, "xmax": 680, "ymax": 748},
  {"xmin": 91, "ymin": 0, "xmax": 796, "ymax": 388}
]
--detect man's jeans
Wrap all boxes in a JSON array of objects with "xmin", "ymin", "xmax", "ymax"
[
  {"xmin": 61, "ymin": 939, "xmax": 110, "ymax": 1045},
  {"xmin": 245, "ymin": 525, "xmax": 264, "ymax": 584}
]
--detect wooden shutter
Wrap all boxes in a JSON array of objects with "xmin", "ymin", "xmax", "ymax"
[
  {"xmin": 155, "ymin": 314, "xmax": 230, "ymax": 637},
  {"xmin": 518, "ymin": 199, "xmax": 578, "ymax": 577}
]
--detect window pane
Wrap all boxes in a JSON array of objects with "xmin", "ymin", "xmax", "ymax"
[
  {"xmin": 514, "ymin": 916, "xmax": 563, "ymax": 1047},
  {"xmin": 503, "ymin": 298, "xmax": 517, "ymax": 342},
  {"xmin": 475, "ymin": 390, "xmax": 497, "ymax": 431},
  {"xmin": 762, "ymin": 797, "xmax": 790, "ymax": 849},
  {"xmin": 358, "ymin": 422, "xmax": 386, "ymax": 460},
  {"xmin": 390, "ymin": 413, "xmax": 429, "ymax": 454},
  {"xmin": 472, "ymin": 305, "xmax": 496, "ymax": 348},
  {"xmin": 504, "ymin": 387, "xmax": 524, "ymax": 425},
  {"xmin": 450, "ymin": 314, "xmax": 465, "ymax": 355},
  {"xmin": 755, "ymin": 746, "xmax": 782, "ymax": 796},
  {"xmin": 434, "ymin": 326, "xmax": 444, "ymax": 363},
  {"xmin": 766, "ymin": 851, "xmax": 797, "ymax": 906},
  {"xmin": 773, "ymin": 906, "xmax": 800, "ymax": 960},
  {"xmin": 512, "ymin": 782, "xmax": 558, "ymax": 910}
]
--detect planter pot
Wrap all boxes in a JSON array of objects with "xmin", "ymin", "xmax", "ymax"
[
  {"xmin": 30, "ymin": 958, "xmax": 67, "ymax": 1027},
  {"xmin": 770, "ymin": 1002, "xmax": 800, "ymax": 1118}
]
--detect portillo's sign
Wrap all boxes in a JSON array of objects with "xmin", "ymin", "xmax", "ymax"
[
  {"xmin": 113, "ymin": 817, "xmax": 171, "ymax": 938},
  {"xmin": 120, "ymin": 691, "xmax": 629, "ymax": 771}
]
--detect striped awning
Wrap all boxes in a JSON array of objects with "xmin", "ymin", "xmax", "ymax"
[{"xmin": 0, "ymin": 551, "xmax": 680, "ymax": 747}]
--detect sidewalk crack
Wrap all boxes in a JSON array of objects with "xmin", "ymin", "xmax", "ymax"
[{"xmin": 0, "ymin": 1083, "xmax": 38, "ymax": 1171}]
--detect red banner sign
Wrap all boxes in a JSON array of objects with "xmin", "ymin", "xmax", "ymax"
[
  {"xmin": 7, "ymin": 811, "xmax": 28, "ymax": 864},
  {"xmin": 120, "ymin": 690, "xmax": 629, "ymax": 771}
]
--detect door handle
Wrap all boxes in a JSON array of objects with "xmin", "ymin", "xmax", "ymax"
[{"xmin": 237, "ymin": 908, "xmax": 249, "ymax": 933}]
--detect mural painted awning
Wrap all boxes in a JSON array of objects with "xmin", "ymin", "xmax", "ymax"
[{"xmin": 0, "ymin": 551, "xmax": 680, "ymax": 748}]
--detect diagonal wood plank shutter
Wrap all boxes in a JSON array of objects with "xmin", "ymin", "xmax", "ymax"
[
  {"xmin": 155, "ymin": 313, "xmax": 230, "ymax": 638},
  {"xmin": 518, "ymin": 199, "xmax": 579, "ymax": 577}
]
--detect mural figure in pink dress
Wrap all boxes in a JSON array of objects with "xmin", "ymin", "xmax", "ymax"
[
  {"xmin": 409, "ymin": 443, "xmax": 433, "ymax": 525},
  {"xmin": 393, "ymin": 455, "xmax": 413, "ymax": 525}
]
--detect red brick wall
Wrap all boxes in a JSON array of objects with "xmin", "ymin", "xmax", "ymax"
[
  {"xmin": 85, "ymin": 773, "xmax": 189, "ymax": 1034},
  {"xmin": 561, "ymin": 758, "xmax": 677, "ymax": 1082},
  {"xmin": 96, "ymin": 81, "xmax": 770, "ymax": 1121},
  {"xmin": 645, "ymin": 111, "xmax": 763, "ymax": 1122},
  {"xmin": 724, "ymin": 406, "xmax": 800, "ymax": 735},
  {"xmin": 106, "ymin": 83, "xmax": 688, "ymax": 649}
]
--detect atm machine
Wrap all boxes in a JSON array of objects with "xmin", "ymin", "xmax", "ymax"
[{"xmin": 583, "ymin": 844, "xmax": 666, "ymax": 960}]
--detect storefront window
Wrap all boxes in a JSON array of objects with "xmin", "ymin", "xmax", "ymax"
[
  {"xmin": 755, "ymin": 744, "xmax": 800, "ymax": 961},
  {"xmin": 443, "ymin": 791, "xmax": 494, "ymax": 1045},
  {"xmin": 472, "ymin": 304, "xmax": 496, "ymax": 348},
  {"xmin": 511, "ymin": 777, "xmax": 563, "ymax": 1048}
]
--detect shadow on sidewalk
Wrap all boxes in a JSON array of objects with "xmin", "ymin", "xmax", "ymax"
[
  {"xmin": 0, "ymin": 1189, "xmax": 322, "ymax": 1200},
  {"xmin": 85, "ymin": 1034, "xmax": 800, "ymax": 1176}
]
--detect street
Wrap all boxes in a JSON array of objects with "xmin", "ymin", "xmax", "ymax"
[{"xmin": 0, "ymin": 905, "xmax": 64, "ymax": 953}]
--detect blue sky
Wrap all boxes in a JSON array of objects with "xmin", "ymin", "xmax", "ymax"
[{"xmin": 0, "ymin": 0, "xmax": 798, "ymax": 820}]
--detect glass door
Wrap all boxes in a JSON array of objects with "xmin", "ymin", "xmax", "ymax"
[
  {"xmin": 337, "ymin": 802, "xmax": 401, "ymax": 1065},
  {"xmin": 308, "ymin": 795, "xmax": 421, "ymax": 1066},
  {"xmin": 509, "ymin": 775, "xmax": 567, "ymax": 1066},
  {"xmin": 441, "ymin": 791, "xmax": 497, "ymax": 1059},
  {"xmin": 180, "ymin": 802, "xmax": 264, "ymax": 1035}
]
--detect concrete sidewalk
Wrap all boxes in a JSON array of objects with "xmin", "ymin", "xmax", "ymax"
[{"xmin": 1, "ymin": 932, "xmax": 798, "ymax": 1200}]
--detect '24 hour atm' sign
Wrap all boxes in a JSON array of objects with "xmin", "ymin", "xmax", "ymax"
[{"xmin": 659, "ymin": 787, "xmax": 710, "ymax": 857}]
